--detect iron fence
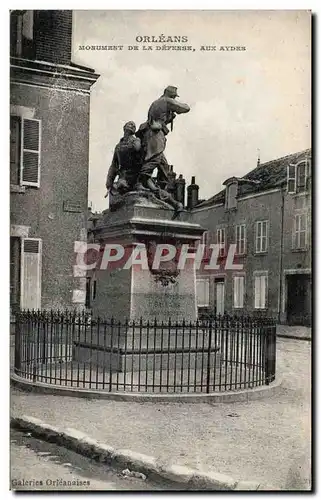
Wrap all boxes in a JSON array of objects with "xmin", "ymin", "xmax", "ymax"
[{"xmin": 14, "ymin": 310, "xmax": 276, "ymax": 393}]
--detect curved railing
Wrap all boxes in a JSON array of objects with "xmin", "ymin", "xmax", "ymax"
[{"xmin": 13, "ymin": 310, "xmax": 276, "ymax": 393}]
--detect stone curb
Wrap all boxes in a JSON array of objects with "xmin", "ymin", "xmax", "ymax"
[
  {"xmin": 10, "ymin": 415, "xmax": 261, "ymax": 491},
  {"xmin": 11, "ymin": 372, "xmax": 282, "ymax": 403},
  {"xmin": 277, "ymin": 334, "xmax": 311, "ymax": 342}
]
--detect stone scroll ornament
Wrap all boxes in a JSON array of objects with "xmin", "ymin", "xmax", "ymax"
[{"xmin": 105, "ymin": 86, "xmax": 190, "ymax": 217}]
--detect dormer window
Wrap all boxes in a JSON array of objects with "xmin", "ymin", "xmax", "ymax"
[
  {"xmin": 287, "ymin": 159, "xmax": 310, "ymax": 194},
  {"xmin": 223, "ymin": 177, "xmax": 238, "ymax": 210}
]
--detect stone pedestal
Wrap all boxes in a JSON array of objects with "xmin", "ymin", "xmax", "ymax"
[
  {"xmin": 78, "ymin": 192, "xmax": 206, "ymax": 376},
  {"xmin": 90, "ymin": 192, "xmax": 204, "ymax": 323}
]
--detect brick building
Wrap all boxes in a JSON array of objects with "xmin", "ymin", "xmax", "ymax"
[
  {"xmin": 190, "ymin": 149, "xmax": 312, "ymax": 326},
  {"xmin": 10, "ymin": 10, "xmax": 99, "ymax": 313}
]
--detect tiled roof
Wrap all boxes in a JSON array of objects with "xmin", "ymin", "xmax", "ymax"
[{"xmin": 196, "ymin": 148, "xmax": 311, "ymax": 208}]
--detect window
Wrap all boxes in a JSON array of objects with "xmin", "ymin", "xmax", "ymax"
[
  {"xmin": 216, "ymin": 228, "xmax": 226, "ymax": 257},
  {"xmin": 21, "ymin": 238, "xmax": 42, "ymax": 310},
  {"xmin": 226, "ymin": 182, "xmax": 237, "ymax": 209},
  {"xmin": 196, "ymin": 278, "xmax": 210, "ymax": 307},
  {"xmin": 255, "ymin": 221, "xmax": 269, "ymax": 253},
  {"xmin": 297, "ymin": 162, "xmax": 307, "ymax": 193},
  {"xmin": 293, "ymin": 213, "xmax": 308, "ymax": 249},
  {"xmin": 254, "ymin": 272, "xmax": 268, "ymax": 309},
  {"xmin": 10, "ymin": 10, "xmax": 34, "ymax": 58},
  {"xmin": 287, "ymin": 160, "xmax": 310, "ymax": 194},
  {"xmin": 233, "ymin": 276, "xmax": 244, "ymax": 308},
  {"xmin": 10, "ymin": 237, "xmax": 21, "ymax": 313},
  {"xmin": 235, "ymin": 224, "xmax": 246, "ymax": 255},
  {"xmin": 10, "ymin": 116, "xmax": 41, "ymax": 187}
]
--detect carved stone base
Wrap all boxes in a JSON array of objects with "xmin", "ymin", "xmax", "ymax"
[
  {"xmin": 109, "ymin": 189, "xmax": 174, "ymax": 211},
  {"xmin": 90, "ymin": 198, "xmax": 205, "ymax": 322}
]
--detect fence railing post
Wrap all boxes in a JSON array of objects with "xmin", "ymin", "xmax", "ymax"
[
  {"xmin": 206, "ymin": 319, "xmax": 213, "ymax": 393},
  {"xmin": 14, "ymin": 313, "xmax": 21, "ymax": 374},
  {"xmin": 265, "ymin": 324, "xmax": 276, "ymax": 385}
]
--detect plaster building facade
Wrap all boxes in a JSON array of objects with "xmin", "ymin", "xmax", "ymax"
[
  {"xmin": 10, "ymin": 10, "xmax": 99, "ymax": 313},
  {"xmin": 190, "ymin": 149, "xmax": 312, "ymax": 326}
]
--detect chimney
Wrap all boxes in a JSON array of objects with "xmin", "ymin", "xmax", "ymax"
[
  {"xmin": 175, "ymin": 174, "xmax": 186, "ymax": 205},
  {"xmin": 187, "ymin": 176, "xmax": 199, "ymax": 209},
  {"xmin": 34, "ymin": 10, "xmax": 73, "ymax": 65},
  {"xmin": 257, "ymin": 148, "xmax": 261, "ymax": 167}
]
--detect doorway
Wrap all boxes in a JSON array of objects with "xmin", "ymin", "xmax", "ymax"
[{"xmin": 286, "ymin": 273, "xmax": 311, "ymax": 326}]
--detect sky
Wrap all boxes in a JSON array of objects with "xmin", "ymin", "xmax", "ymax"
[{"xmin": 71, "ymin": 10, "xmax": 311, "ymax": 212}]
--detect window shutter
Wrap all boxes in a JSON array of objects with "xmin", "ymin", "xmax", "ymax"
[
  {"xmin": 233, "ymin": 277, "xmax": 238, "ymax": 307},
  {"xmin": 21, "ymin": 238, "xmax": 42, "ymax": 310},
  {"xmin": 254, "ymin": 274, "xmax": 267, "ymax": 308},
  {"xmin": 263, "ymin": 221, "xmax": 268, "ymax": 251},
  {"xmin": 217, "ymin": 228, "xmax": 225, "ymax": 256},
  {"xmin": 239, "ymin": 277, "xmax": 244, "ymax": 308},
  {"xmin": 255, "ymin": 222, "xmax": 260, "ymax": 252},
  {"xmin": 234, "ymin": 276, "xmax": 244, "ymax": 308},
  {"xmin": 254, "ymin": 276, "xmax": 260, "ymax": 309},
  {"xmin": 196, "ymin": 278, "xmax": 209, "ymax": 307},
  {"xmin": 20, "ymin": 118, "xmax": 41, "ymax": 187},
  {"xmin": 293, "ymin": 215, "xmax": 299, "ymax": 249},
  {"xmin": 10, "ymin": 116, "xmax": 21, "ymax": 185},
  {"xmin": 287, "ymin": 164, "xmax": 296, "ymax": 193},
  {"xmin": 296, "ymin": 162, "xmax": 306, "ymax": 193},
  {"xmin": 261, "ymin": 275, "xmax": 266, "ymax": 308}
]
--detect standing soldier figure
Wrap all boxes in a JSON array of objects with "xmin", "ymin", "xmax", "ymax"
[{"xmin": 136, "ymin": 86, "xmax": 190, "ymax": 194}]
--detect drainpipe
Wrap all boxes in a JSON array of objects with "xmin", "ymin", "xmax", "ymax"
[{"xmin": 278, "ymin": 189, "xmax": 285, "ymax": 323}]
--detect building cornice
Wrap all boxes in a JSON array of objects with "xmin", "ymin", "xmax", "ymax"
[{"xmin": 10, "ymin": 57, "xmax": 100, "ymax": 92}]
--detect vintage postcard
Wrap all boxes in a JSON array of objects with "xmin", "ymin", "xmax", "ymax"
[{"xmin": 10, "ymin": 9, "xmax": 311, "ymax": 492}]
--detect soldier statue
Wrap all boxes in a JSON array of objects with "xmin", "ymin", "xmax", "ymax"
[
  {"xmin": 105, "ymin": 121, "xmax": 142, "ymax": 196},
  {"xmin": 136, "ymin": 85, "xmax": 190, "ymax": 197},
  {"xmin": 105, "ymin": 86, "xmax": 190, "ymax": 215}
]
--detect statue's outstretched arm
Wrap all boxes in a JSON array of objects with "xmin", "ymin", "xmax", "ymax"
[{"xmin": 167, "ymin": 97, "xmax": 190, "ymax": 114}]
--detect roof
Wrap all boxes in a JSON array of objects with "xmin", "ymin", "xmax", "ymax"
[{"xmin": 196, "ymin": 148, "xmax": 311, "ymax": 208}]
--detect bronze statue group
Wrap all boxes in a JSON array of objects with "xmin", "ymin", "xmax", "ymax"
[{"xmin": 105, "ymin": 86, "xmax": 190, "ymax": 213}]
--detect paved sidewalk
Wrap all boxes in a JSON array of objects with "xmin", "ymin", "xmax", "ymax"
[
  {"xmin": 11, "ymin": 338, "xmax": 311, "ymax": 491},
  {"xmin": 276, "ymin": 325, "xmax": 311, "ymax": 340}
]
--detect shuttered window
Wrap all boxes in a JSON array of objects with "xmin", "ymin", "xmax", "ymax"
[
  {"xmin": 233, "ymin": 275, "xmax": 244, "ymax": 308},
  {"xmin": 293, "ymin": 213, "xmax": 308, "ymax": 249},
  {"xmin": 235, "ymin": 224, "xmax": 246, "ymax": 255},
  {"xmin": 217, "ymin": 228, "xmax": 226, "ymax": 257},
  {"xmin": 196, "ymin": 278, "xmax": 210, "ymax": 307},
  {"xmin": 255, "ymin": 221, "xmax": 269, "ymax": 253},
  {"xmin": 21, "ymin": 238, "xmax": 42, "ymax": 310},
  {"xmin": 20, "ymin": 118, "xmax": 41, "ymax": 187},
  {"xmin": 254, "ymin": 273, "xmax": 268, "ymax": 309}
]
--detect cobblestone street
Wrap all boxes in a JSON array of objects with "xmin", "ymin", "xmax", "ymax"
[{"xmin": 11, "ymin": 337, "xmax": 311, "ymax": 490}]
